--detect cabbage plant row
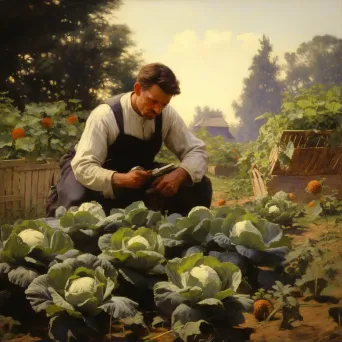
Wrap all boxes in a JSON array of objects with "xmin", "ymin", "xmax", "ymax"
[{"xmin": 0, "ymin": 200, "xmax": 293, "ymax": 341}]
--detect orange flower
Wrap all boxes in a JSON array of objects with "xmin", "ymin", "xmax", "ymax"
[
  {"xmin": 235, "ymin": 155, "xmax": 240, "ymax": 161},
  {"xmin": 67, "ymin": 115, "xmax": 78, "ymax": 125},
  {"xmin": 308, "ymin": 201, "xmax": 316, "ymax": 208},
  {"xmin": 11, "ymin": 128, "xmax": 25, "ymax": 140},
  {"xmin": 217, "ymin": 199, "xmax": 226, "ymax": 206},
  {"xmin": 288, "ymin": 193, "xmax": 296, "ymax": 201},
  {"xmin": 307, "ymin": 180, "xmax": 322, "ymax": 194},
  {"xmin": 41, "ymin": 117, "xmax": 53, "ymax": 129}
]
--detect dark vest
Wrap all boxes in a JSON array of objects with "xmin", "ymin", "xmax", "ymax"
[{"xmin": 102, "ymin": 93, "xmax": 163, "ymax": 172}]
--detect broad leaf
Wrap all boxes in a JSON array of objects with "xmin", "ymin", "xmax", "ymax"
[
  {"xmin": 130, "ymin": 250, "xmax": 165, "ymax": 271},
  {"xmin": 124, "ymin": 201, "xmax": 146, "ymax": 215},
  {"xmin": 0, "ymin": 133, "xmax": 12, "ymax": 148},
  {"xmin": 153, "ymin": 281, "xmax": 187, "ymax": 316},
  {"xmin": 99, "ymin": 296, "xmax": 138, "ymax": 318},
  {"xmin": 25, "ymin": 275, "xmax": 54, "ymax": 312},
  {"xmin": 15, "ymin": 137, "xmax": 35, "ymax": 152},
  {"xmin": 176, "ymin": 320, "xmax": 213, "ymax": 342},
  {"xmin": 1, "ymin": 233, "xmax": 30, "ymax": 263},
  {"xmin": 8, "ymin": 266, "xmax": 40, "ymax": 287},
  {"xmin": 171, "ymin": 303, "xmax": 203, "ymax": 326},
  {"xmin": 165, "ymin": 254, "xmax": 203, "ymax": 288},
  {"xmin": 127, "ymin": 208, "xmax": 148, "ymax": 226},
  {"xmin": 48, "ymin": 313, "xmax": 94, "ymax": 342},
  {"xmin": 50, "ymin": 230, "xmax": 74, "ymax": 254},
  {"xmin": 188, "ymin": 206, "xmax": 214, "ymax": 221},
  {"xmin": 47, "ymin": 263, "xmax": 74, "ymax": 292}
]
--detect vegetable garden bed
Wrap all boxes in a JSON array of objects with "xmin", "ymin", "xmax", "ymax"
[{"xmin": 0, "ymin": 195, "xmax": 341, "ymax": 342}]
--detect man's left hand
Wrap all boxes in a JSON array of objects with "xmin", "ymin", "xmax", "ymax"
[{"xmin": 152, "ymin": 168, "xmax": 189, "ymax": 197}]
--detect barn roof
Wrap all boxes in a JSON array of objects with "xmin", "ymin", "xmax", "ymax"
[{"xmin": 194, "ymin": 116, "xmax": 229, "ymax": 128}]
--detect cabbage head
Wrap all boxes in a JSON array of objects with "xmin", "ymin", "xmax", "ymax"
[
  {"xmin": 268, "ymin": 205, "xmax": 280, "ymax": 214},
  {"xmin": 98, "ymin": 227, "xmax": 165, "ymax": 272},
  {"xmin": 153, "ymin": 253, "xmax": 252, "ymax": 338},
  {"xmin": 247, "ymin": 191, "xmax": 300, "ymax": 227},
  {"xmin": 0, "ymin": 220, "xmax": 74, "ymax": 287},
  {"xmin": 25, "ymin": 254, "xmax": 138, "ymax": 341},
  {"xmin": 225, "ymin": 220, "xmax": 292, "ymax": 266}
]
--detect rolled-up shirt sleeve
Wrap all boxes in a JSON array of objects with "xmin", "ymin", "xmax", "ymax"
[
  {"xmin": 71, "ymin": 104, "xmax": 118, "ymax": 199},
  {"xmin": 163, "ymin": 107, "xmax": 208, "ymax": 183}
]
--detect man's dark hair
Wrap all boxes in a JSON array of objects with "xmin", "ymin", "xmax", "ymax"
[{"xmin": 137, "ymin": 63, "xmax": 181, "ymax": 95}]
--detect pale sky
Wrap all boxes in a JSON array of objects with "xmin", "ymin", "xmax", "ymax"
[{"xmin": 110, "ymin": 0, "xmax": 342, "ymax": 126}]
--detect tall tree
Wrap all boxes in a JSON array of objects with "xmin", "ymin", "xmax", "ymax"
[
  {"xmin": 0, "ymin": 0, "xmax": 142, "ymax": 110},
  {"xmin": 232, "ymin": 35, "xmax": 283, "ymax": 142},
  {"xmin": 284, "ymin": 35, "xmax": 342, "ymax": 94}
]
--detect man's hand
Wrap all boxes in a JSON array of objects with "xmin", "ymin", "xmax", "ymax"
[
  {"xmin": 152, "ymin": 168, "xmax": 189, "ymax": 197},
  {"xmin": 112, "ymin": 169, "xmax": 151, "ymax": 189}
]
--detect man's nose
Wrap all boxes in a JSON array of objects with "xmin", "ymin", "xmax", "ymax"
[{"xmin": 153, "ymin": 103, "xmax": 162, "ymax": 114}]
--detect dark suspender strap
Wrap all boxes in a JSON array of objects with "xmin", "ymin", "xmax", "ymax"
[
  {"xmin": 104, "ymin": 93, "xmax": 164, "ymax": 136},
  {"xmin": 104, "ymin": 94, "xmax": 125, "ymax": 133},
  {"xmin": 155, "ymin": 113, "xmax": 163, "ymax": 137}
]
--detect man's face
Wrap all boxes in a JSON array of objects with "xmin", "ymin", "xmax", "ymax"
[{"xmin": 134, "ymin": 83, "xmax": 173, "ymax": 120}]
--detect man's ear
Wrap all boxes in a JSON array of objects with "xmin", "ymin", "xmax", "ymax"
[{"xmin": 134, "ymin": 82, "xmax": 142, "ymax": 96}]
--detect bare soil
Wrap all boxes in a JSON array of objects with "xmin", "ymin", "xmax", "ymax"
[{"xmin": 211, "ymin": 190, "xmax": 254, "ymax": 207}]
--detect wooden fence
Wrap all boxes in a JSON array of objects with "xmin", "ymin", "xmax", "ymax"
[
  {"xmin": 251, "ymin": 130, "xmax": 342, "ymax": 201},
  {"xmin": 0, "ymin": 159, "xmax": 60, "ymax": 222}
]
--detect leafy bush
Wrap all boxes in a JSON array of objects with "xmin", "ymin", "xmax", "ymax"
[
  {"xmin": 239, "ymin": 84, "xmax": 342, "ymax": 177},
  {"xmin": 0, "ymin": 92, "xmax": 89, "ymax": 160}
]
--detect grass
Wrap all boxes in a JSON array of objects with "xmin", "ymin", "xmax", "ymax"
[
  {"xmin": 207, "ymin": 173, "xmax": 254, "ymax": 201},
  {"xmin": 207, "ymin": 174, "xmax": 234, "ymax": 193}
]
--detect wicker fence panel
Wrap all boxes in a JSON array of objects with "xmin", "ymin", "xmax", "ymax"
[{"xmin": 0, "ymin": 159, "xmax": 60, "ymax": 222}]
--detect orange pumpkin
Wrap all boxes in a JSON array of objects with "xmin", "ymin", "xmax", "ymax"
[
  {"xmin": 307, "ymin": 180, "xmax": 322, "ymax": 194},
  {"xmin": 253, "ymin": 299, "xmax": 273, "ymax": 321},
  {"xmin": 288, "ymin": 193, "xmax": 296, "ymax": 201},
  {"xmin": 308, "ymin": 201, "xmax": 316, "ymax": 208},
  {"xmin": 217, "ymin": 199, "xmax": 226, "ymax": 206}
]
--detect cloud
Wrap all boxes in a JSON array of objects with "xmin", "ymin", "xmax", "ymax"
[
  {"xmin": 236, "ymin": 32, "xmax": 261, "ymax": 52},
  {"xmin": 166, "ymin": 29, "xmax": 233, "ymax": 61},
  {"xmin": 142, "ymin": 30, "xmax": 264, "ymax": 126}
]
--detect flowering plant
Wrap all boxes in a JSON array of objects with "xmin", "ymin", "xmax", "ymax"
[{"xmin": 0, "ymin": 92, "xmax": 89, "ymax": 160}]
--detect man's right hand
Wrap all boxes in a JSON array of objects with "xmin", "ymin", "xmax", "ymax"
[{"xmin": 112, "ymin": 169, "xmax": 151, "ymax": 189}]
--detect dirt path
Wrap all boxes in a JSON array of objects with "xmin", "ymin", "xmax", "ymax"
[{"xmin": 211, "ymin": 191, "xmax": 254, "ymax": 207}]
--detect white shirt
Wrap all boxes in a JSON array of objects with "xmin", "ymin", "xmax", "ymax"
[{"xmin": 71, "ymin": 91, "xmax": 208, "ymax": 199}]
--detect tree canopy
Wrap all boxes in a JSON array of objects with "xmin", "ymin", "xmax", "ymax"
[
  {"xmin": 232, "ymin": 35, "xmax": 283, "ymax": 142},
  {"xmin": 0, "ymin": 0, "xmax": 142, "ymax": 110},
  {"xmin": 284, "ymin": 34, "xmax": 342, "ymax": 94}
]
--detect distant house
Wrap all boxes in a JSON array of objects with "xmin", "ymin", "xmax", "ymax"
[{"xmin": 192, "ymin": 115, "xmax": 235, "ymax": 142}]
